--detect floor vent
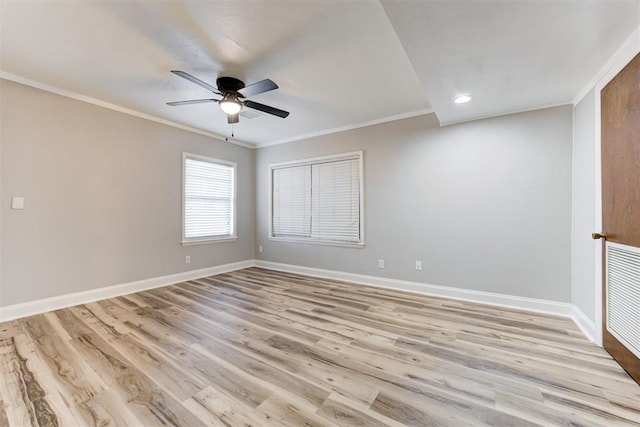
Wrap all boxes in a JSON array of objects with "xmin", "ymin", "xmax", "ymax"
[{"xmin": 606, "ymin": 242, "xmax": 640, "ymax": 359}]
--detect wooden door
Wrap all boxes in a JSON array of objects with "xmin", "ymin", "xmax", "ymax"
[{"xmin": 601, "ymin": 52, "xmax": 640, "ymax": 384}]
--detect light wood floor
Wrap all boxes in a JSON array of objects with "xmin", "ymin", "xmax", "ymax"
[{"xmin": 1, "ymin": 268, "xmax": 639, "ymax": 426}]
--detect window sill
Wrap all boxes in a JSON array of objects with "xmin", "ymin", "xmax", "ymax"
[
  {"xmin": 181, "ymin": 236, "xmax": 238, "ymax": 246},
  {"xmin": 268, "ymin": 236, "xmax": 364, "ymax": 249}
]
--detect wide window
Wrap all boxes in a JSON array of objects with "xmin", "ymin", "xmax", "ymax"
[
  {"xmin": 270, "ymin": 151, "xmax": 363, "ymax": 246},
  {"xmin": 182, "ymin": 153, "xmax": 236, "ymax": 244}
]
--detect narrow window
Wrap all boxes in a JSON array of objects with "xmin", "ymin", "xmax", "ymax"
[{"xmin": 183, "ymin": 153, "xmax": 236, "ymax": 244}]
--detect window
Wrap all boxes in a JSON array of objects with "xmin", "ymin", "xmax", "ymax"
[
  {"xmin": 182, "ymin": 153, "xmax": 236, "ymax": 244},
  {"xmin": 270, "ymin": 151, "xmax": 363, "ymax": 246}
]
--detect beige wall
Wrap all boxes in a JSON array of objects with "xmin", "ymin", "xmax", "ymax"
[
  {"xmin": 256, "ymin": 107, "xmax": 573, "ymax": 302},
  {"xmin": 1, "ymin": 79, "xmax": 254, "ymax": 306},
  {"xmin": 0, "ymin": 78, "xmax": 574, "ymax": 308}
]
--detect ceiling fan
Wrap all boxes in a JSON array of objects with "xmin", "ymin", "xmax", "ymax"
[{"xmin": 167, "ymin": 71, "xmax": 289, "ymax": 124}]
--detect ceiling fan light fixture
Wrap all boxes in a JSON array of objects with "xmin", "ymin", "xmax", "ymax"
[
  {"xmin": 168, "ymin": 71, "xmax": 289, "ymax": 121},
  {"xmin": 454, "ymin": 94, "xmax": 472, "ymax": 104},
  {"xmin": 219, "ymin": 94, "xmax": 242, "ymax": 115}
]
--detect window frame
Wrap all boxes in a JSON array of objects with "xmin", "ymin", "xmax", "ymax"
[
  {"xmin": 182, "ymin": 152, "xmax": 237, "ymax": 246},
  {"xmin": 268, "ymin": 151, "xmax": 364, "ymax": 248}
]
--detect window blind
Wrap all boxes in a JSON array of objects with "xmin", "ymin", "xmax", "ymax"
[
  {"xmin": 272, "ymin": 165, "xmax": 312, "ymax": 237},
  {"xmin": 311, "ymin": 158, "xmax": 360, "ymax": 242},
  {"xmin": 184, "ymin": 156, "xmax": 235, "ymax": 240},
  {"xmin": 270, "ymin": 152, "xmax": 362, "ymax": 245}
]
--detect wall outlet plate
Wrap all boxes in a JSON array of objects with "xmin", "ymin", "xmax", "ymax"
[
  {"xmin": 378, "ymin": 259, "xmax": 385, "ymax": 269},
  {"xmin": 416, "ymin": 260, "xmax": 422, "ymax": 271}
]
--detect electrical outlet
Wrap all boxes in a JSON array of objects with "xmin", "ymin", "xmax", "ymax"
[
  {"xmin": 258, "ymin": 245, "xmax": 263, "ymax": 253},
  {"xmin": 415, "ymin": 260, "xmax": 422, "ymax": 271},
  {"xmin": 378, "ymin": 259, "xmax": 385, "ymax": 269},
  {"xmin": 185, "ymin": 255, "xmax": 191, "ymax": 264}
]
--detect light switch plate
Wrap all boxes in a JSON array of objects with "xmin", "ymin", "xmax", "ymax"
[{"xmin": 11, "ymin": 197, "xmax": 24, "ymax": 210}]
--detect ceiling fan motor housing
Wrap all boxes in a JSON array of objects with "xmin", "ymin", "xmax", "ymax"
[{"xmin": 216, "ymin": 76, "xmax": 245, "ymax": 93}]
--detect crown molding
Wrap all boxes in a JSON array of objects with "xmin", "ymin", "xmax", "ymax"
[
  {"xmin": 0, "ymin": 71, "xmax": 255, "ymax": 149},
  {"xmin": 256, "ymin": 108, "xmax": 434, "ymax": 148}
]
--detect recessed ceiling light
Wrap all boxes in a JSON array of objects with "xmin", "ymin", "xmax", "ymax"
[{"xmin": 454, "ymin": 94, "xmax": 471, "ymax": 104}]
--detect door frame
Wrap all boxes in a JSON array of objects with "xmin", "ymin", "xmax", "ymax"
[{"xmin": 591, "ymin": 29, "xmax": 640, "ymax": 347}]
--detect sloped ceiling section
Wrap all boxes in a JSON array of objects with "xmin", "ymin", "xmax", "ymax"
[{"xmin": 1, "ymin": 1, "xmax": 639, "ymax": 146}]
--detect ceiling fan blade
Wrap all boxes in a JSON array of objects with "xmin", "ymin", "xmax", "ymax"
[
  {"xmin": 166, "ymin": 99, "xmax": 219, "ymax": 106},
  {"xmin": 244, "ymin": 100, "xmax": 289, "ymax": 118},
  {"xmin": 171, "ymin": 70, "xmax": 221, "ymax": 94},
  {"xmin": 238, "ymin": 79, "xmax": 278, "ymax": 97},
  {"xmin": 227, "ymin": 113, "xmax": 239, "ymax": 124}
]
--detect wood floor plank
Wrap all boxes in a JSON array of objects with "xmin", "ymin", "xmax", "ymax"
[
  {"xmin": 194, "ymin": 336, "xmax": 332, "ymax": 407},
  {"xmin": 254, "ymin": 393, "xmax": 338, "ymax": 427},
  {"xmin": 72, "ymin": 333, "xmax": 203, "ymax": 426},
  {"xmin": 1, "ymin": 267, "xmax": 639, "ymax": 426},
  {"xmin": 316, "ymin": 396, "xmax": 396, "ymax": 427},
  {"xmin": 53, "ymin": 308, "xmax": 204, "ymax": 426},
  {"xmin": 0, "ymin": 336, "xmax": 57, "ymax": 427},
  {"xmin": 19, "ymin": 315, "xmax": 117, "ymax": 425},
  {"xmin": 185, "ymin": 385, "xmax": 266, "ymax": 427},
  {"xmin": 0, "ymin": 399, "xmax": 9, "ymax": 427},
  {"xmin": 371, "ymin": 390, "xmax": 466, "ymax": 426}
]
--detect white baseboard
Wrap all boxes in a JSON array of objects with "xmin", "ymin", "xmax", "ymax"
[
  {"xmin": 255, "ymin": 260, "xmax": 580, "ymax": 320},
  {"xmin": 571, "ymin": 306, "xmax": 598, "ymax": 344},
  {"xmin": 0, "ymin": 259, "xmax": 255, "ymax": 322},
  {"xmin": 1, "ymin": 259, "xmax": 599, "ymax": 346}
]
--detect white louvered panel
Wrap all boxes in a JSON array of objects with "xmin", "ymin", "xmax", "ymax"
[
  {"xmin": 311, "ymin": 158, "xmax": 360, "ymax": 243},
  {"xmin": 606, "ymin": 242, "xmax": 640, "ymax": 359},
  {"xmin": 184, "ymin": 157, "xmax": 235, "ymax": 239},
  {"xmin": 272, "ymin": 165, "xmax": 312, "ymax": 238}
]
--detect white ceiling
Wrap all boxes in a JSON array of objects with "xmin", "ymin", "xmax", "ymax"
[{"xmin": 1, "ymin": 1, "xmax": 639, "ymax": 147}]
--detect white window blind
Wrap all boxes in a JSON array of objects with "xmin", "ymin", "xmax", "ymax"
[
  {"xmin": 183, "ymin": 154, "xmax": 236, "ymax": 243},
  {"xmin": 270, "ymin": 152, "xmax": 363, "ymax": 245},
  {"xmin": 272, "ymin": 165, "xmax": 312, "ymax": 237},
  {"xmin": 311, "ymin": 158, "xmax": 360, "ymax": 242}
]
